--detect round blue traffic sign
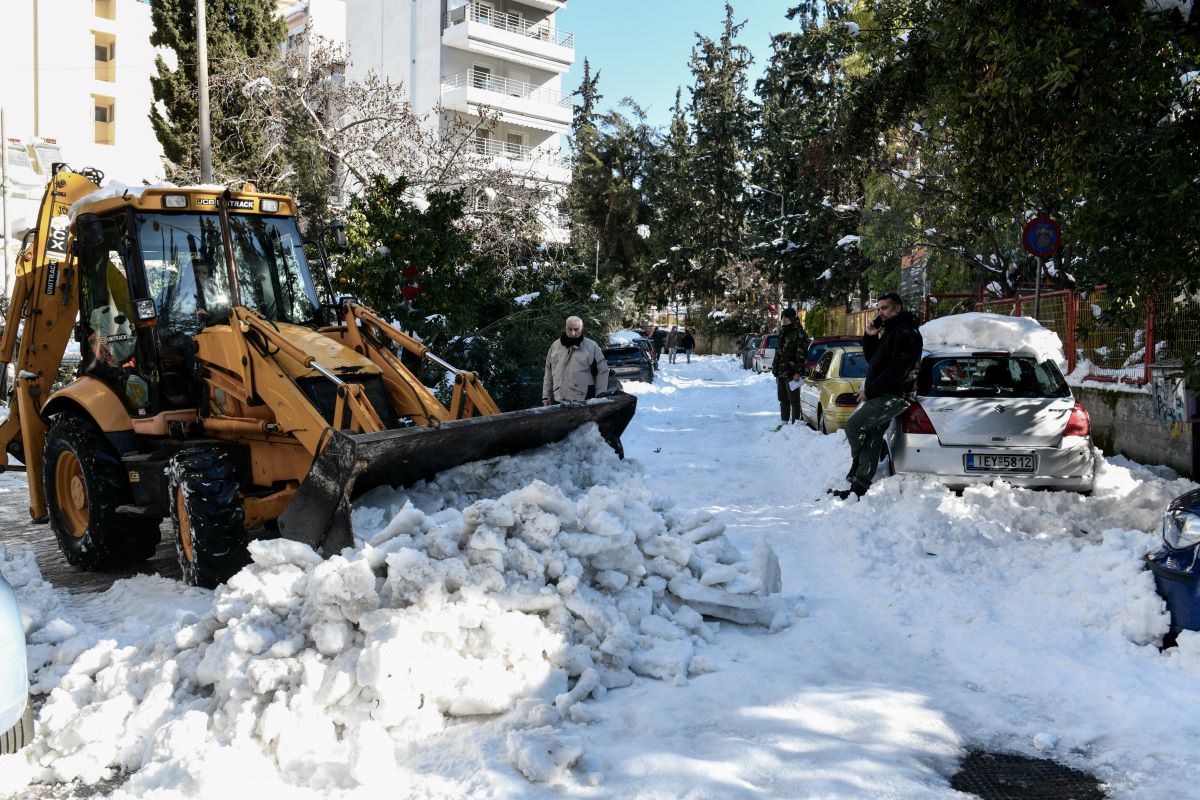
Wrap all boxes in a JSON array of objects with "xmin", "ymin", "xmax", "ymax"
[{"xmin": 1021, "ymin": 215, "xmax": 1062, "ymax": 258}]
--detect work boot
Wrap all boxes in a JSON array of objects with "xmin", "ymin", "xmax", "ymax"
[{"xmin": 829, "ymin": 483, "xmax": 867, "ymax": 500}]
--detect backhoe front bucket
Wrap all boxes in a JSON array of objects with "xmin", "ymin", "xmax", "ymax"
[{"xmin": 276, "ymin": 393, "xmax": 637, "ymax": 555}]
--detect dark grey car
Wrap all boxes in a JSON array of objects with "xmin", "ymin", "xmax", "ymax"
[
  {"xmin": 741, "ymin": 335, "xmax": 761, "ymax": 370},
  {"xmin": 604, "ymin": 344, "xmax": 654, "ymax": 388}
]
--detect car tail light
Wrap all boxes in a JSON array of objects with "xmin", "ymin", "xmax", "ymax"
[
  {"xmin": 901, "ymin": 402, "xmax": 936, "ymax": 434},
  {"xmin": 1063, "ymin": 401, "xmax": 1090, "ymax": 436},
  {"xmin": 834, "ymin": 392, "xmax": 859, "ymax": 408}
]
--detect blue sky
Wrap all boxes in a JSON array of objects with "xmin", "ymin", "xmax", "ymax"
[{"xmin": 557, "ymin": 0, "xmax": 800, "ymax": 130}]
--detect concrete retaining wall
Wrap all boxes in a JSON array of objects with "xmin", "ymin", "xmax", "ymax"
[{"xmin": 1075, "ymin": 385, "xmax": 1195, "ymax": 478}]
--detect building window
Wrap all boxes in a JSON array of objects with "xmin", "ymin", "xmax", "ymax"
[
  {"xmin": 94, "ymin": 96, "xmax": 116, "ymax": 145},
  {"xmin": 506, "ymin": 133, "xmax": 525, "ymax": 158},
  {"xmin": 94, "ymin": 32, "xmax": 116, "ymax": 82},
  {"xmin": 474, "ymin": 129, "xmax": 492, "ymax": 155},
  {"xmin": 95, "ymin": 0, "xmax": 115, "ymax": 20}
]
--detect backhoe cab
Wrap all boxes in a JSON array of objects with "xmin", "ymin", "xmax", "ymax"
[{"xmin": 0, "ymin": 167, "xmax": 634, "ymax": 587}]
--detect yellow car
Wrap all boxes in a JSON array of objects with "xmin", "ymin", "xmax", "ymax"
[{"xmin": 799, "ymin": 346, "xmax": 867, "ymax": 434}]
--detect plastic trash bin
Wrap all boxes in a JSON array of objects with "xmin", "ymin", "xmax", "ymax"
[{"xmin": 1146, "ymin": 544, "xmax": 1200, "ymax": 636}]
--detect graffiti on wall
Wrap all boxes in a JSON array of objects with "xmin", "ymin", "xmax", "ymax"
[{"xmin": 1152, "ymin": 371, "xmax": 1199, "ymax": 423}]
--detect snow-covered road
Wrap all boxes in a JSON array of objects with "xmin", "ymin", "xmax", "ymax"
[{"xmin": 1, "ymin": 356, "xmax": 1197, "ymax": 799}]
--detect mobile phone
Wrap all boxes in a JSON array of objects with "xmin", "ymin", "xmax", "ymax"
[{"xmin": 871, "ymin": 315, "xmax": 884, "ymax": 329}]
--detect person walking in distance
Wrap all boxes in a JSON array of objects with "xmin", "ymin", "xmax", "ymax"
[
  {"xmin": 666, "ymin": 326, "xmax": 681, "ymax": 364},
  {"xmin": 650, "ymin": 327, "xmax": 667, "ymax": 366},
  {"xmin": 542, "ymin": 316, "xmax": 610, "ymax": 405},
  {"xmin": 680, "ymin": 328, "xmax": 696, "ymax": 363},
  {"xmin": 772, "ymin": 308, "xmax": 810, "ymax": 424},
  {"xmin": 832, "ymin": 293, "xmax": 923, "ymax": 499}
]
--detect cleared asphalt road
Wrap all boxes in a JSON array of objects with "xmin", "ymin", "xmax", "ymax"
[{"xmin": 0, "ymin": 470, "xmax": 182, "ymax": 593}]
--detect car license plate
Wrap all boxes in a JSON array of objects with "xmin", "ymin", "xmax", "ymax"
[{"xmin": 964, "ymin": 454, "xmax": 1035, "ymax": 473}]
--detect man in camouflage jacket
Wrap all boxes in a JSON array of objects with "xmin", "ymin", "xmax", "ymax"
[{"xmin": 772, "ymin": 307, "xmax": 810, "ymax": 423}]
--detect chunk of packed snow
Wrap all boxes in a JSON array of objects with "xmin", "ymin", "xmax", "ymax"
[
  {"xmin": 920, "ymin": 312, "xmax": 1067, "ymax": 369},
  {"xmin": 0, "ymin": 425, "xmax": 782, "ymax": 794}
]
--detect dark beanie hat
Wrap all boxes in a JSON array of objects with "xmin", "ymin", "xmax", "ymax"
[{"xmin": 782, "ymin": 307, "xmax": 797, "ymax": 320}]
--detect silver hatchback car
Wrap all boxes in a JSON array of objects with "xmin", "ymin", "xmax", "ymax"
[
  {"xmin": 884, "ymin": 348, "xmax": 1096, "ymax": 491},
  {"xmin": 1, "ymin": 570, "xmax": 33, "ymax": 754}
]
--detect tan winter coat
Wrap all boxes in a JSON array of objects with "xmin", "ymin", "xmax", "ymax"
[{"xmin": 543, "ymin": 336, "xmax": 610, "ymax": 402}]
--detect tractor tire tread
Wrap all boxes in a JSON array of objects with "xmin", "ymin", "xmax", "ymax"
[
  {"xmin": 43, "ymin": 413, "xmax": 160, "ymax": 570},
  {"xmin": 169, "ymin": 448, "xmax": 249, "ymax": 588}
]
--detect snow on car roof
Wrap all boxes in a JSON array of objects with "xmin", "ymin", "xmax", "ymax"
[
  {"xmin": 920, "ymin": 312, "xmax": 1066, "ymax": 368},
  {"xmin": 609, "ymin": 330, "xmax": 649, "ymax": 344}
]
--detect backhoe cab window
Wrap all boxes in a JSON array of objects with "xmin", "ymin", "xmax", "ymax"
[
  {"xmin": 229, "ymin": 215, "xmax": 320, "ymax": 325},
  {"xmin": 79, "ymin": 239, "xmax": 137, "ymax": 368},
  {"xmin": 135, "ymin": 212, "xmax": 319, "ymax": 330},
  {"xmin": 136, "ymin": 213, "xmax": 233, "ymax": 335}
]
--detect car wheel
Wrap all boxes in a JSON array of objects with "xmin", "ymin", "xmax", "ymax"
[
  {"xmin": 43, "ymin": 413, "xmax": 161, "ymax": 570},
  {"xmin": 818, "ymin": 409, "xmax": 830, "ymax": 435},
  {"xmin": 0, "ymin": 699, "xmax": 33, "ymax": 754},
  {"xmin": 169, "ymin": 448, "xmax": 250, "ymax": 588}
]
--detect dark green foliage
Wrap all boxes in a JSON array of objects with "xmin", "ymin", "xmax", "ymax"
[
  {"xmin": 335, "ymin": 176, "xmax": 616, "ymax": 410},
  {"xmin": 752, "ymin": 6, "xmax": 868, "ymax": 304},
  {"xmin": 686, "ymin": 3, "xmax": 756, "ymax": 297},
  {"xmin": 838, "ymin": 0, "xmax": 1200, "ymax": 303},
  {"xmin": 150, "ymin": 0, "xmax": 287, "ymax": 182},
  {"xmin": 568, "ymin": 61, "xmax": 657, "ymax": 285}
]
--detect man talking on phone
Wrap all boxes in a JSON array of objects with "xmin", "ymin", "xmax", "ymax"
[{"xmin": 831, "ymin": 293, "xmax": 922, "ymax": 499}]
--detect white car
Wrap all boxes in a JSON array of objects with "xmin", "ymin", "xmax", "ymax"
[
  {"xmin": 883, "ymin": 348, "xmax": 1096, "ymax": 492},
  {"xmin": 1, "ymin": 571, "xmax": 33, "ymax": 754},
  {"xmin": 753, "ymin": 333, "xmax": 778, "ymax": 373}
]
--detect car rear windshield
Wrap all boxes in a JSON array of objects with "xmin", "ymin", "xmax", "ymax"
[
  {"xmin": 605, "ymin": 346, "xmax": 643, "ymax": 359},
  {"xmin": 808, "ymin": 340, "xmax": 858, "ymax": 363},
  {"xmin": 919, "ymin": 356, "xmax": 1071, "ymax": 398},
  {"xmin": 840, "ymin": 351, "xmax": 868, "ymax": 378},
  {"xmin": 765, "ymin": 335, "xmax": 778, "ymax": 348}
]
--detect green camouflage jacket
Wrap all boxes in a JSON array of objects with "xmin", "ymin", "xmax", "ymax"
[{"xmin": 772, "ymin": 323, "xmax": 810, "ymax": 377}]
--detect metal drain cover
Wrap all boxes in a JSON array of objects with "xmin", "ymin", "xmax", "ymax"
[{"xmin": 950, "ymin": 750, "xmax": 1106, "ymax": 799}]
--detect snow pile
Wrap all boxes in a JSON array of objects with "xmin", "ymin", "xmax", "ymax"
[
  {"xmin": 921, "ymin": 312, "xmax": 1067, "ymax": 369},
  {"xmin": 0, "ymin": 425, "xmax": 784, "ymax": 795}
]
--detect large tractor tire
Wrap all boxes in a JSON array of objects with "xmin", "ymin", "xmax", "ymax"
[
  {"xmin": 168, "ymin": 448, "xmax": 250, "ymax": 588},
  {"xmin": 43, "ymin": 413, "xmax": 161, "ymax": 570}
]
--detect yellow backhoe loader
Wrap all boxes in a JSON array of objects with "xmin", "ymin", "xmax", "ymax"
[{"xmin": 0, "ymin": 166, "xmax": 635, "ymax": 587}]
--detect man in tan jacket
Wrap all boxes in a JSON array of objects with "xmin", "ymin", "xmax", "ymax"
[{"xmin": 542, "ymin": 316, "xmax": 610, "ymax": 405}]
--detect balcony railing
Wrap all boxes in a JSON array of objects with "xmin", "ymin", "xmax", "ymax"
[
  {"xmin": 443, "ymin": 69, "xmax": 572, "ymax": 110},
  {"xmin": 469, "ymin": 136, "xmax": 569, "ymax": 167},
  {"xmin": 471, "ymin": 136, "xmax": 533, "ymax": 159},
  {"xmin": 443, "ymin": 2, "xmax": 574, "ymax": 49}
]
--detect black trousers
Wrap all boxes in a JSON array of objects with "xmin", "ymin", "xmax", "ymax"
[{"xmin": 776, "ymin": 375, "xmax": 800, "ymax": 422}]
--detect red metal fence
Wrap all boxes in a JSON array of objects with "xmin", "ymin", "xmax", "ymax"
[{"xmin": 806, "ymin": 289, "xmax": 1200, "ymax": 385}]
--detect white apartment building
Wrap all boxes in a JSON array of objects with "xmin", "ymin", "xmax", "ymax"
[
  {"xmin": 0, "ymin": 0, "xmax": 165, "ymax": 285},
  {"xmin": 344, "ymin": 0, "xmax": 574, "ymax": 238},
  {"xmin": 279, "ymin": 0, "xmax": 347, "ymax": 58}
]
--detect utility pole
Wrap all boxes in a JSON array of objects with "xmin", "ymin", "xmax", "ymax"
[
  {"xmin": 196, "ymin": 0, "xmax": 213, "ymax": 183},
  {"xmin": 1034, "ymin": 257, "xmax": 1043, "ymax": 320},
  {"xmin": 1, "ymin": 109, "xmax": 10, "ymax": 296},
  {"xmin": 32, "ymin": 0, "xmax": 39, "ymax": 136}
]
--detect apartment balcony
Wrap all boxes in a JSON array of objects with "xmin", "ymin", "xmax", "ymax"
[
  {"xmin": 469, "ymin": 136, "xmax": 571, "ymax": 184},
  {"xmin": 442, "ymin": 70, "xmax": 572, "ymax": 133},
  {"xmin": 515, "ymin": 0, "xmax": 567, "ymax": 11},
  {"xmin": 443, "ymin": 2, "xmax": 574, "ymax": 74}
]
